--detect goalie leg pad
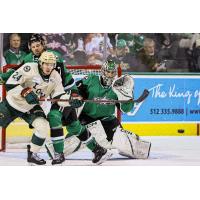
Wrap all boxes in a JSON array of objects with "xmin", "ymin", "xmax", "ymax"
[
  {"xmin": 64, "ymin": 135, "xmax": 84, "ymax": 156},
  {"xmin": 112, "ymin": 127, "xmax": 151, "ymax": 159},
  {"xmin": 45, "ymin": 135, "xmax": 84, "ymax": 159},
  {"xmin": 86, "ymin": 120, "xmax": 112, "ymax": 149},
  {"xmin": 61, "ymin": 120, "xmax": 112, "ymax": 157}
]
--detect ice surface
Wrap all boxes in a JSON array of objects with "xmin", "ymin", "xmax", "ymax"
[{"xmin": 0, "ymin": 136, "xmax": 200, "ymax": 166}]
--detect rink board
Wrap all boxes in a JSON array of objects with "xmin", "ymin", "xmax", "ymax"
[
  {"xmin": 6, "ymin": 120, "xmax": 198, "ymax": 138},
  {"xmin": 123, "ymin": 75, "xmax": 200, "ymax": 123}
]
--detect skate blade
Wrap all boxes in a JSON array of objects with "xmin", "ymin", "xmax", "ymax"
[
  {"xmin": 27, "ymin": 162, "xmax": 46, "ymax": 166},
  {"xmin": 52, "ymin": 162, "xmax": 65, "ymax": 166},
  {"xmin": 95, "ymin": 150, "xmax": 113, "ymax": 165},
  {"xmin": 51, "ymin": 160, "xmax": 66, "ymax": 166}
]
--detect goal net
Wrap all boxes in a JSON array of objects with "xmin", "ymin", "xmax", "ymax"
[{"xmin": 0, "ymin": 64, "xmax": 121, "ymax": 151}]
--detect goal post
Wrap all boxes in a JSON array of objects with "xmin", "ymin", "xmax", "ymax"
[{"xmin": 0, "ymin": 64, "xmax": 122, "ymax": 151}]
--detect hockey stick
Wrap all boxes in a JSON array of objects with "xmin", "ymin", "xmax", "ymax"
[{"xmin": 39, "ymin": 89, "xmax": 149, "ymax": 104}]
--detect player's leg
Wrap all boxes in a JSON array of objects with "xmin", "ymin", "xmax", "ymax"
[
  {"xmin": 47, "ymin": 105, "xmax": 66, "ymax": 165},
  {"xmin": 46, "ymin": 111, "xmax": 113, "ymax": 164},
  {"xmin": 0, "ymin": 101, "xmax": 17, "ymax": 149},
  {"xmin": 66, "ymin": 118, "xmax": 113, "ymax": 165},
  {"xmin": 0, "ymin": 100, "xmax": 17, "ymax": 129},
  {"xmin": 45, "ymin": 107, "xmax": 81, "ymax": 161},
  {"xmin": 22, "ymin": 105, "xmax": 48, "ymax": 165},
  {"xmin": 49, "ymin": 113, "xmax": 111, "ymax": 159}
]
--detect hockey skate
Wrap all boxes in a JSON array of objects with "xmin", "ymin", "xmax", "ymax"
[
  {"xmin": 27, "ymin": 145, "xmax": 46, "ymax": 165},
  {"xmin": 52, "ymin": 152, "xmax": 65, "ymax": 165},
  {"xmin": 92, "ymin": 143, "xmax": 113, "ymax": 165}
]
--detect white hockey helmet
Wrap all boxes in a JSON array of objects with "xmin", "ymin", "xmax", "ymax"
[
  {"xmin": 101, "ymin": 60, "xmax": 117, "ymax": 86},
  {"xmin": 39, "ymin": 51, "xmax": 56, "ymax": 67}
]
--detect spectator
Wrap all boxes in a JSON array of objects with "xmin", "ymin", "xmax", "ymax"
[
  {"xmin": 4, "ymin": 33, "xmax": 27, "ymax": 64},
  {"xmin": 117, "ymin": 33, "xmax": 145, "ymax": 55},
  {"xmin": 42, "ymin": 33, "xmax": 68, "ymax": 55},
  {"xmin": 73, "ymin": 38, "xmax": 87, "ymax": 65},
  {"xmin": 188, "ymin": 37, "xmax": 200, "ymax": 72},
  {"xmin": 63, "ymin": 33, "xmax": 86, "ymax": 65},
  {"xmin": 107, "ymin": 39, "xmax": 140, "ymax": 72},
  {"xmin": 136, "ymin": 38, "xmax": 167, "ymax": 72},
  {"xmin": 107, "ymin": 39, "xmax": 129, "ymax": 68},
  {"xmin": 85, "ymin": 33, "xmax": 113, "ymax": 65},
  {"xmin": 156, "ymin": 34, "xmax": 181, "ymax": 71},
  {"xmin": 177, "ymin": 33, "xmax": 200, "ymax": 72}
]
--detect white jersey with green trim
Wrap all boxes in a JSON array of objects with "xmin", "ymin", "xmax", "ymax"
[{"xmin": 6, "ymin": 62, "xmax": 65, "ymax": 113}]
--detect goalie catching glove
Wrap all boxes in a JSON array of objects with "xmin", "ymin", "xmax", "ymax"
[
  {"xmin": 21, "ymin": 87, "xmax": 39, "ymax": 104},
  {"xmin": 112, "ymin": 74, "xmax": 134, "ymax": 101}
]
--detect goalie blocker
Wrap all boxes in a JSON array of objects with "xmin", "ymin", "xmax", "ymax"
[{"xmin": 46, "ymin": 120, "xmax": 151, "ymax": 160}]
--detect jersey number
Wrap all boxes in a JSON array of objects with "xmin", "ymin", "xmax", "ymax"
[{"xmin": 12, "ymin": 72, "xmax": 22, "ymax": 81}]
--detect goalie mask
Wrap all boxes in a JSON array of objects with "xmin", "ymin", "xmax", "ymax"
[{"xmin": 101, "ymin": 60, "xmax": 117, "ymax": 87}]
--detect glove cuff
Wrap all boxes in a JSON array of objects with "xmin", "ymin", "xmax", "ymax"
[{"xmin": 21, "ymin": 87, "xmax": 32, "ymax": 97}]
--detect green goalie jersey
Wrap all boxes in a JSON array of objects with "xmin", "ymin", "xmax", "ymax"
[{"xmin": 77, "ymin": 74, "xmax": 134, "ymax": 120}]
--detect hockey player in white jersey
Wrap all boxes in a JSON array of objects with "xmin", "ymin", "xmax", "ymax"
[{"xmin": 0, "ymin": 51, "xmax": 72, "ymax": 165}]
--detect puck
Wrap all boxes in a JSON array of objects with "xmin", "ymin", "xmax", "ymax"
[{"xmin": 178, "ymin": 129, "xmax": 185, "ymax": 133}]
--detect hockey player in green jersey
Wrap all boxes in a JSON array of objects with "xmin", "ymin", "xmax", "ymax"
[
  {"xmin": 0, "ymin": 51, "xmax": 72, "ymax": 165},
  {"xmin": 46, "ymin": 60, "xmax": 151, "ymax": 160},
  {"xmin": 23, "ymin": 34, "xmax": 63, "ymax": 64}
]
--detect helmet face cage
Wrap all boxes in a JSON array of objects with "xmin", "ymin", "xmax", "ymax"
[{"xmin": 101, "ymin": 60, "xmax": 117, "ymax": 86}]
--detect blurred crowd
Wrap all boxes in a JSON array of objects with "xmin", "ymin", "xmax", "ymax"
[{"xmin": 2, "ymin": 33, "xmax": 200, "ymax": 72}]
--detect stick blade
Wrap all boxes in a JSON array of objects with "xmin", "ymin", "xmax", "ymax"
[{"xmin": 134, "ymin": 89, "xmax": 150, "ymax": 103}]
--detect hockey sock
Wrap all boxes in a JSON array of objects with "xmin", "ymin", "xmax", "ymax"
[
  {"xmin": 31, "ymin": 133, "xmax": 46, "ymax": 153},
  {"xmin": 77, "ymin": 129, "xmax": 97, "ymax": 151},
  {"xmin": 85, "ymin": 137, "xmax": 97, "ymax": 151},
  {"xmin": 51, "ymin": 128, "xmax": 64, "ymax": 153},
  {"xmin": 66, "ymin": 120, "xmax": 84, "ymax": 137}
]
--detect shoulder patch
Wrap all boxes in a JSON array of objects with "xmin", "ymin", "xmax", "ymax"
[{"xmin": 23, "ymin": 65, "xmax": 31, "ymax": 72}]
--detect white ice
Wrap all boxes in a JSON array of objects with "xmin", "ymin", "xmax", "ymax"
[{"xmin": 0, "ymin": 136, "xmax": 200, "ymax": 166}]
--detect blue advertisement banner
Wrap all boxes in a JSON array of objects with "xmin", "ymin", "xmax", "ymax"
[{"xmin": 123, "ymin": 75, "xmax": 200, "ymax": 123}]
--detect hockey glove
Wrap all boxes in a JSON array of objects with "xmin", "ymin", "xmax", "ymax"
[
  {"xmin": 69, "ymin": 93, "xmax": 83, "ymax": 108},
  {"xmin": 112, "ymin": 74, "xmax": 134, "ymax": 101},
  {"xmin": 21, "ymin": 87, "xmax": 39, "ymax": 105}
]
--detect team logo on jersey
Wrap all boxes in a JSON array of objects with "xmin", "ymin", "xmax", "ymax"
[
  {"xmin": 23, "ymin": 65, "xmax": 31, "ymax": 72},
  {"xmin": 0, "ymin": 112, "xmax": 4, "ymax": 119},
  {"xmin": 94, "ymin": 97, "xmax": 114, "ymax": 105}
]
